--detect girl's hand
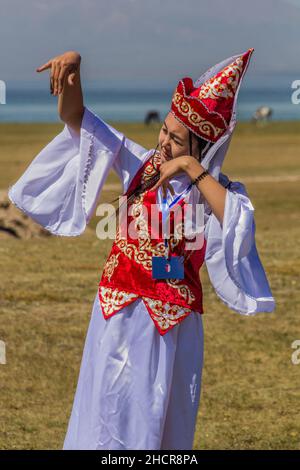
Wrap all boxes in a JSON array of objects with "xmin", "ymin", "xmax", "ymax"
[
  {"xmin": 151, "ymin": 156, "xmax": 195, "ymax": 197},
  {"xmin": 36, "ymin": 50, "xmax": 81, "ymax": 96}
]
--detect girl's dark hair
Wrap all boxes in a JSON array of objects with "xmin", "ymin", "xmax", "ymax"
[{"xmin": 111, "ymin": 129, "xmax": 211, "ymax": 220}]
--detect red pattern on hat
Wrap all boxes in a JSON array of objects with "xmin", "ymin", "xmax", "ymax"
[{"xmin": 170, "ymin": 48, "xmax": 254, "ymax": 143}]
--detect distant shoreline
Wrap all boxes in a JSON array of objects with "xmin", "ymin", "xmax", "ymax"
[
  {"xmin": 0, "ymin": 87, "xmax": 299, "ymax": 122},
  {"xmin": 0, "ymin": 119, "xmax": 300, "ymax": 125}
]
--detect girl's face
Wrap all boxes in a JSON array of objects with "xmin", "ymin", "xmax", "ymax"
[{"xmin": 158, "ymin": 112, "xmax": 197, "ymax": 162}]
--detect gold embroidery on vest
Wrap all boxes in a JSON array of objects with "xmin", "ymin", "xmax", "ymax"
[
  {"xmin": 165, "ymin": 279, "xmax": 196, "ymax": 305},
  {"xmin": 113, "ymin": 153, "xmax": 168, "ymax": 269},
  {"xmin": 111, "ymin": 152, "xmax": 187, "ymax": 274},
  {"xmin": 99, "ymin": 150, "xmax": 204, "ymax": 328},
  {"xmin": 115, "ymin": 192, "xmax": 165, "ymax": 270},
  {"xmin": 99, "ymin": 286, "xmax": 139, "ymax": 317},
  {"xmin": 141, "ymin": 151, "xmax": 161, "ymax": 184},
  {"xmin": 142, "ymin": 297, "xmax": 192, "ymax": 332},
  {"xmin": 102, "ymin": 150, "xmax": 190, "ymax": 305},
  {"xmin": 102, "ymin": 253, "xmax": 121, "ymax": 282}
]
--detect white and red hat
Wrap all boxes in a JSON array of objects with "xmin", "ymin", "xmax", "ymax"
[{"xmin": 170, "ymin": 48, "xmax": 254, "ymax": 143}]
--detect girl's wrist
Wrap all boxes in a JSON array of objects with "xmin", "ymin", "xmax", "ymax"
[{"xmin": 181, "ymin": 157, "xmax": 205, "ymax": 180}]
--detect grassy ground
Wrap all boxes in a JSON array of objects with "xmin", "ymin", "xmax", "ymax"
[{"xmin": 0, "ymin": 119, "xmax": 299, "ymax": 449}]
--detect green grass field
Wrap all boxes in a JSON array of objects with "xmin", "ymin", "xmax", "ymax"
[{"xmin": 0, "ymin": 119, "xmax": 299, "ymax": 449}]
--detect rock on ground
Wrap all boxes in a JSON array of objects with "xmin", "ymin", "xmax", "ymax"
[{"xmin": 0, "ymin": 189, "xmax": 52, "ymax": 240}]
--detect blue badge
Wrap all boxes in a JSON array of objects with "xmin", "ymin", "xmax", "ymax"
[
  {"xmin": 151, "ymin": 189, "xmax": 192, "ymax": 280},
  {"xmin": 152, "ymin": 255, "xmax": 184, "ymax": 280}
]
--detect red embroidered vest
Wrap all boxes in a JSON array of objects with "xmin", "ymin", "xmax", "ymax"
[{"xmin": 98, "ymin": 150, "xmax": 207, "ymax": 335}]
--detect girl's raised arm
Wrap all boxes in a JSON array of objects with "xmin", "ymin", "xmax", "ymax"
[
  {"xmin": 8, "ymin": 54, "xmax": 150, "ymax": 237},
  {"xmin": 36, "ymin": 50, "xmax": 84, "ymax": 135}
]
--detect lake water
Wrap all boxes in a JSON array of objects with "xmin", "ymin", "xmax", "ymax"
[{"xmin": 0, "ymin": 86, "xmax": 299, "ymax": 123}]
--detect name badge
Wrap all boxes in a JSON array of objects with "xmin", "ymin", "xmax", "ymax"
[
  {"xmin": 152, "ymin": 255, "xmax": 184, "ymax": 279},
  {"xmin": 151, "ymin": 190, "xmax": 190, "ymax": 280}
]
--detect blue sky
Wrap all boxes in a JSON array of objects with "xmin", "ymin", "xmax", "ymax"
[{"xmin": 1, "ymin": 0, "xmax": 300, "ymax": 89}]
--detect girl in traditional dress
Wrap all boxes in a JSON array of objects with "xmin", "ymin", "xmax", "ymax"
[{"xmin": 8, "ymin": 48, "xmax": 275, "ymax": 450}]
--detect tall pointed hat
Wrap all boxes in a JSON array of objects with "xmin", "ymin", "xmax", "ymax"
[
  {"xmin": 166, "ymin": 48, "xmax": 255, "ymax": 228},
  {"xmin": 170, "ymin": 48, "xmax": 254, "ymax": 144}
]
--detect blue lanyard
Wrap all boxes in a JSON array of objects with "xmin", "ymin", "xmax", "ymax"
[{"xmin": 161, "ymin": 183, "xmax": 194, "ymax": 258}]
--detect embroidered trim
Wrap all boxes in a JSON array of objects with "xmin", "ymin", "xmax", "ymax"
[
  {"xmin": 169, "ymin": 110, "xmax": 214, "ymax": 145},
  {"xmin": 115, "ymin": 192, "xmax": 166, "ymax": 270},
  {"xmin": 170, "ymin": 52, "xmax": 252, "ymax": 143},
  {"xmin": 142, "ymin": 297, "xmax": 193, "ymax": 332},
  {"xmin": 98, "ymin": 285, "xmax": 203, "ymax": 333},
  {"xmin": 179, "ymin": 77, "xmax": 229, "ymax": 128},
  {"xmin": 173, "ymin": 55, "xmax": 247, "ymax": 129},
  {"xmin": 197, "ymin": 56, "xmax": 244, "ymax": 100},
  {"xmin": 102, "ymin": 253, "xmax": 121, "ymax": 282},
  {"xmin": 99, "ymin": 286, "xmax": 139, "ymax": 318},
  {"xmin": 99, "ymin": 151, "xmax": 205, "ymax": 329},
  {"xmin": 175, "ymin": 77, "xmax": 228, "ymax": 128},
  {"xmin": 82, "ymin": 121, "xmax": 97, "ymax": 218},
  {"xmin": 114, "ymin": 153, "xmax": 184, "ymax": 269},
  {"xmin": 141, "ymin": 152, "xmax": 161, "ymax": 185},
  {"xmin": 165, "ymin": 278, "xmax": 196, "ymax": 305}
]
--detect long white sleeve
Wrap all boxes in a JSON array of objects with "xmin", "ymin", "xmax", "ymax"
[
  {"xmin": 204, "ymin": 178, "xmax": 276, "ymax": 314},
  {"xmin": 8, "ymin": 106, "xmax": 149, "ymax": 237}
]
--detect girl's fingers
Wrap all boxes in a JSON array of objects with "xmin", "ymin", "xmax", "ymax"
[
  {"xmin": 53, "ymin": 62, "xmax": 60, "ymax": 95},
  {"xmin": 68, "ymin": 71, "xmax": 76, "ymax": 86},
  {"xmin": 164, "ymin": 181, "xmax": 173, "ymax": 199},
  {"xmin": 50, "ymin": 74, "xmax": 53, "ymax": 94},
  {"xmin": 167, "ymin": 182, "xmax": 175, "ymax": 196},
  {"xmin": 58, "ymin": 65, "xmax": 67, "ymax": 94},
  {"xmin": 50, "ymin": 61, "xmax": 55, "ymax": 94},
  {"xmin": 151, "ymin": 177, "xmax": 164, "ymax": 192},
  {"xmin": 153, "ymin": 180, "xmax": 172, "ymax": 198},
  {"xmin": 38, "ymin": 56, "xmax": 79, "ymax": 94},
  {"xmin": 36, "ymin": 60, "xmax": 52, "ymax": 72}
]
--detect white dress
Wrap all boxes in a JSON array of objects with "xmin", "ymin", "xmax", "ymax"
[{"xmin": 8, "ymin": 104, "xmax": 275, "ymax": 450}]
